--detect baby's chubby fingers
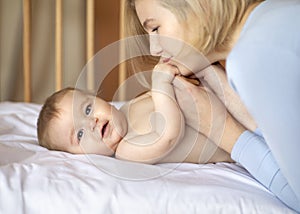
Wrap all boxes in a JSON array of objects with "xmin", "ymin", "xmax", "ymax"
[
  {"xmin": 152, "ymin": 63, "xmax": 180, "ymax": 84},
  {"xmin": 153, "ymin": 63, "xmax": 179, "ymax": 75}
]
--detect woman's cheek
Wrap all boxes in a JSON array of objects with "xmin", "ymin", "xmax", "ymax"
[{"xmin": 159, "ymin": 35, "xmax": 185, "ymax": 56}]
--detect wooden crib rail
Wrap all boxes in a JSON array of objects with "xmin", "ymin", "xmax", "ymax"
[
  {"xmin": 55, "ymin": 0, "xmax": 63, "ymax": 92},
  {"xmin": 23, "ymin": 0, "xmax": 31, "ymax": 102},
  {"xmin": 22, "ymin": 0, "xmax": 96, "ymax": 102},
  {"xmin": 21, "ymin": 0, "xmax": 127, "ymax": 103}
]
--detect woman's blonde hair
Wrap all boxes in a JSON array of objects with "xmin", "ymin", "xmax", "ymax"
[{"xmin": 124, "ymin": 0, "xmax": 264, "ymax": 56}]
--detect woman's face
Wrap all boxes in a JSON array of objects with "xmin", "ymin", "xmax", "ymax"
[{"xmin": 135, "ymin": 0, "xmax": 208, "ymax": 75}]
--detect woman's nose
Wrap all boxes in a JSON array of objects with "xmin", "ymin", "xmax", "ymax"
[{"xmin": 149, "ymin": 35, "xmax": 162, "ymax": 56}]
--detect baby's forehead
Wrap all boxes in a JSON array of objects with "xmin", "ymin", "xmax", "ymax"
[
  {"xmin": 68, "ymin": 89, "xmax": 100, "ymax": 103},
  {"xmin": 59, "ymin": 89, "xmax": 90, "ymax": 106},
  {"xmin": 47, "ymin": 112, "xmax": 73, "ymax": 150}
]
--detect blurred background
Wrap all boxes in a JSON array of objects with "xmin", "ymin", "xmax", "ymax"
[{"xmin": 0, "ymin": 0, "xmax": 127, "ymax": 103}]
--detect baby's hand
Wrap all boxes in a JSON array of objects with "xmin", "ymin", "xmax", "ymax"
[{"xmin": 152, "ymin": 63, "xmax": 180, "ymax": 84}]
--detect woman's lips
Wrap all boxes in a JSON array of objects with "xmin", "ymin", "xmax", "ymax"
[{"xmin": 162, "ymin": 57, "xmax": 172, "ymax": 63}]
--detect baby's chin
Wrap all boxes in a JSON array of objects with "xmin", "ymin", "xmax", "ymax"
[
  {"xmin": 93, "ymin": 147, "xmax": 115, "ymax": 157},
  {"xmin": 103, "ymin": 134, "xmax": 122, "ymax": 155}
]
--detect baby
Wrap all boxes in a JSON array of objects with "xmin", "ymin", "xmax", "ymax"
[{"xmin": 37, "ymin": 64, "xmax": 241, "ymax": 164}]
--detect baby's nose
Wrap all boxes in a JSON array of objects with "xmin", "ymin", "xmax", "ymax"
[{"xmin": 89, "ymin": 117, "xmax": 98, "ymax": 130}]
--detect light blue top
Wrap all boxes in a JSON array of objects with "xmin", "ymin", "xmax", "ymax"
[
  {"xmin": 232, "ymin": 130, "xmax": 300, "ymax": 212},
  {"xmin": 227, "ymin": 0, "xmax": 300, "ymax": 212}
]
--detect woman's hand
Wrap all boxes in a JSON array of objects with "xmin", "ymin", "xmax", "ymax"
[
  {"xmin": 193, "ymin": 64, "xmax": 257, "ymax": 132},
  {"xmin": 173, "ymin": 76, "xmax": 245, "ymax": 153},
  {"xmin": 173, "ymin": 75, "xmax": 226, "ymax": 140}
]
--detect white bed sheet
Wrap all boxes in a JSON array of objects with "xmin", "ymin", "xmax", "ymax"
[{"xmin": 0, "ymin": 101, "xmax": 296, "ymax": 214}]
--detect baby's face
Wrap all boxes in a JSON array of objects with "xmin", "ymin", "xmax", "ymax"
[{"xmin": 49, "ymin": 90, "xmax": 128, "ymax": 156}]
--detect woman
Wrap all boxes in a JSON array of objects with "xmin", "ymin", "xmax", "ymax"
[{"xmin": 123, "ymin": 0, "xmax": 300, "ymax": 212}]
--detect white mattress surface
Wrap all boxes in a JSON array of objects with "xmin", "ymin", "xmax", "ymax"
[{"xmin": 0, "ymin": 102, "xmax": 296, "ymax": 213}]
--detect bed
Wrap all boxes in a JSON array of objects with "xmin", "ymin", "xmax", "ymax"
[
  {"xmin": 0, "ymin": 101, "xmax": 296, "ymax": 213},
  {"xmin": 0, "ymin": 1, "xmax": 297, "ymax": 213}
]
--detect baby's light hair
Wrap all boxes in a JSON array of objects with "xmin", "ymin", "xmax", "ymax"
[{"xmin": 37, "ymin": 87, "xmax": 75, "ymax": 151}]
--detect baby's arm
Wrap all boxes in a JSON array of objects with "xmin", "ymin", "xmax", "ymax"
[{"xmin": 116, "ymin": 64, "xmax": 185, "ymax": 164}]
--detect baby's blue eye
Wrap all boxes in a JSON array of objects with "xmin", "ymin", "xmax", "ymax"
[
  {"xmin": 85, "ymin": 104, "xmax": 92, "ymax": 115},
  {"xmin": 77, "ymin": 129, "xmax": 84, "ymax": 142}
]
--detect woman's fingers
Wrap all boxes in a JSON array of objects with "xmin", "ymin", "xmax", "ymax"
[{"xmin": 173, "ymin": 75, "xmax": 227, "ymax": 138}]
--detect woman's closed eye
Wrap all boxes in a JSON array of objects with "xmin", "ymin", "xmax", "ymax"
[{"xmin": 152, "ymin": 26, "xmax": 159, "ymax": 33}]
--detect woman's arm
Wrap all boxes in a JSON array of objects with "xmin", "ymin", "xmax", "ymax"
[
  {"xmin": 232, "ymin": 131, "xmax": 300, "ymax": 212},
  {"xmin": 174, "ymin": 75, "xmax": 300, "ymax": 212},
  {"xmin": 116, "ymin": 64, "xmax": 185, "ymax": 164}
]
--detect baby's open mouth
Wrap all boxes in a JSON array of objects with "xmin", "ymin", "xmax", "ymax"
[{"xmin": 101, "ymin": 122, "xmax": 109, "ymax": 138}]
